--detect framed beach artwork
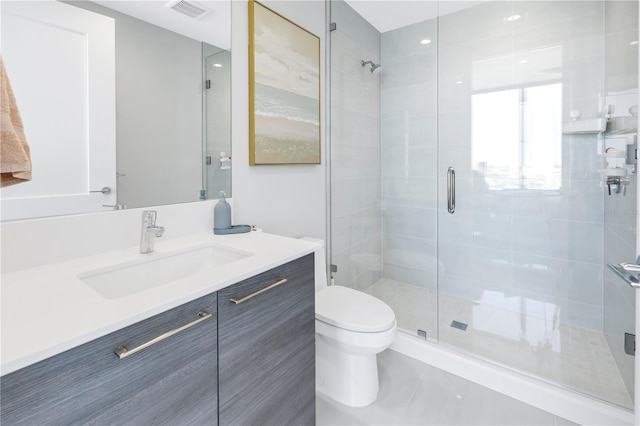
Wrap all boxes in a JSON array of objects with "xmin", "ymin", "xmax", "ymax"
[{"xmin": 249, "ymin": 0, "xmax": 321, "ymax": 165}]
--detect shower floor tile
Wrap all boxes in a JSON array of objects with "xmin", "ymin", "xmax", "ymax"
[
  {"xmin": 364, "ymin": 278, "xmax": 634, "ymax": 409},
  {"xmin": 316, "ymin": 350, "xmax": 577, "ymax": 426}
]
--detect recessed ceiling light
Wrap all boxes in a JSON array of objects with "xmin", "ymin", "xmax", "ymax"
[
  {"xmin": 506, "ymin": 14, "xmax": 521, "ymax": 22},
  {"xmin": 631, "ymin": 40, "xmax": 639, "ymax": 46},
  {"xmin": 421, "ymin": 39, "xmax": 432, "ymax": 45},
  {"xmin": 518, "ymin": 59, "xmax": 528, "ymax": 64},
  {"xmin": 456, "ymin": 80, "xmax": 463, "ymax": 85},
  {"xmin": 213, "ymin": 63, "xmax": 222, "ymax": 68}
]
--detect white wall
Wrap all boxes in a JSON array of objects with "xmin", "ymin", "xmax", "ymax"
[{"xmin": 231, "ymin": 0, "xmax": 327, "ymax": 241}]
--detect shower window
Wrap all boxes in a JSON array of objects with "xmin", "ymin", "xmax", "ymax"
[
  {"xmin": 471, "ymin": 83, "xmax": 562, "ymax": 190},
  {"xmin": 472, "ymin": 83, "xmax": 562, "ymax": 191}
]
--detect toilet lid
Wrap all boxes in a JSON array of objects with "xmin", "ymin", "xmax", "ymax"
[{"xmin": 316, "ymin": 286, "xmax": 396, "ymax": 333}]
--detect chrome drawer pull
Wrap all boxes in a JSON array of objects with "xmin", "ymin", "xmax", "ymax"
[
  {"xmin": 230, "ymin": 278, "xmax": 288, "ymax": 304},
  {"xmin": 115, "ymin": 310, "xmax": 212, "ymax": 359}
]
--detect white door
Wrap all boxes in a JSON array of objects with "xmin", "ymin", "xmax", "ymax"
[{"xmin": 0, "ymin": 0, "xmax": 116, "ymax": 220}]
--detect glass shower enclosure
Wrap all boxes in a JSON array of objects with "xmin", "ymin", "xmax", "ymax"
[{"xmin": 329, "ymin": 0, "xmax": 638, "ymax": 409}]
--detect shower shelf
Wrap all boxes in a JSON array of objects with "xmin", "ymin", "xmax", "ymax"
[
  {"xmin": 606, "ymin": 116, "xmax": 638, "ymax": 135},
  {"xmin": 607, "ymin": 263, "xmax": 640, "ymax": 288},
  {"xmin": 562, "ymin": 117, "xmax": 606, "ymax": 134}
]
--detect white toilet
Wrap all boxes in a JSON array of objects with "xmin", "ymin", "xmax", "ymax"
[{"xmin": 304, "ymin": 239, "xmax": 397, "ymax": 407}]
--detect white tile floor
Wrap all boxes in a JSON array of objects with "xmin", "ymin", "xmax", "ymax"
[
  {"xmin": 317, "ymin": 349, "xmax": 578, "ymax": 426},
  {"xmin": 365, "ymin": 278, "xmax": 633, "ymax": 409}
]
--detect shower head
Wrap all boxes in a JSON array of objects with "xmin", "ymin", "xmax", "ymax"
[{"xmin": 361, "ymin": 60, "xmax": 382, "ymax": 74}]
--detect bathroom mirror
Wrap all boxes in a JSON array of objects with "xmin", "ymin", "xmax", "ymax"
[{"xmin": 0, "ymin": 0, "xmax": 231, "ymax": 221}]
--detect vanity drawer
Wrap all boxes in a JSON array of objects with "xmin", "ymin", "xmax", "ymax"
[
  {"xmin": 218, "ymin": 253, "xmax": 316, "ymax": 426},
  {"xmin": 1, "ymin": 293, "xmax": 218, "ymax": 425}
]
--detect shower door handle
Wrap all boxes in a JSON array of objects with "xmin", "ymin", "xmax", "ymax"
[{"xmin": 447, "ymin": 167, "xmax": 455, "ymax": 214}]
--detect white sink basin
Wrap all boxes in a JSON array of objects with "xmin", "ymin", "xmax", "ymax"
[{"xmin": 78, "ymin": 245, "xmax": 252, "ymax": 299}]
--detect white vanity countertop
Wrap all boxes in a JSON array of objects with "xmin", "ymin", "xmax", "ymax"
[{"xmin": 1, "ymin": 231, "xmax": 320, "ymax": 376}]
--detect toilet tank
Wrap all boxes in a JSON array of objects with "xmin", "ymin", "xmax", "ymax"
[{"xmin": 300, "ymin": 237, "xmax": 328, "ymax": 293}]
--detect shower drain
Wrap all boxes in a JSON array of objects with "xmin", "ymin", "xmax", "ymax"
[{"xmin": 450, "ymin": 320, "xmax": 468, "ymax": 331}]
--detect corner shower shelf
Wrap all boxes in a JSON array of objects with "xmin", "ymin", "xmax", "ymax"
[
  {"xmin": 562, "ymin": 117, "xmax": 606, "ymax": 134},
  {"xmin": 607, "ymin": 263, "xmax": 640, "ymax": 288},
  {"xmin": 606, "ymin": 116, "xmax": 638, "ymax": 135}
]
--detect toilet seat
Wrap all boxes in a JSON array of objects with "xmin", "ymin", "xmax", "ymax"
[{"xmin": 316, "ymin": 285, "xmax": 396, "ymax": 333}]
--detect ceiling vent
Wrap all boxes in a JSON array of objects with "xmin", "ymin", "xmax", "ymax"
[{"xmin": 165, "ymin": 0, "xmax": 210, "ymax": 20}]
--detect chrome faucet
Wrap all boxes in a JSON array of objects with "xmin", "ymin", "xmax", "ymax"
[{"xmin": 140, "ymin": 210, "xmax": 165, "ymax": 254}]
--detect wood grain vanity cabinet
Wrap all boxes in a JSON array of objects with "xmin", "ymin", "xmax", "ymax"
[
  {"xmin": 1, "ymin": 293, "xmax": 218, "ymax": 425},
  {"xmin": 1, "ymin": 253, "xmax": 316, "ymax": 426},
  {"xmin": 218, "ymin": 253, "xmax": 316, "ymax": 426}
]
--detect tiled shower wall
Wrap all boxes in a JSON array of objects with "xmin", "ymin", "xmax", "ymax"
[
  {"xmin": 330, "ymin": 0, "xmax": 382, "ymax": 290},
  {"xmin": 603, "ymin": 0, "xmax": 638, "ymax": 400}
]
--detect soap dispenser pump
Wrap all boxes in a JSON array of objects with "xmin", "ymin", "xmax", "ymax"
[{"xmin": 213, "ymin": 191, "xmax": 232, "ymax": 233}]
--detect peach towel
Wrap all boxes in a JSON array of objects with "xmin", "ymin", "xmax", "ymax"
[{"xmin": 1, "ymin": 56, "xmax": 32, "ymax": 187}]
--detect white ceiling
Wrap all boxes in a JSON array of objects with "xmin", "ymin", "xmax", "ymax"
[
  {"xmin": 92, "ymin": 0, "xmax": 231, "ymax": 49},
  {"xmin": 93, "ymin": 1, "xmax": 487, "ymax": 49},
  {"xmin": 344, "ymin": 0, "xmax": 489, "ymax": 33}
]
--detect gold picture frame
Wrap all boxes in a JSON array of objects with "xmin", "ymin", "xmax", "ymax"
[{"xmin": 249, "ymin": 0, "xmax": 321, "ymax": 165}]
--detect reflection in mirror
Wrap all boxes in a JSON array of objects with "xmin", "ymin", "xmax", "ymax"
[
  {"xmin": 0, "ymin": 0, "xmax": 231, "ymax": 221},
  {"xmin": 204, "ymin": 47, "xmax": 232, "ymax": 199},
  {"xmin": 471, "ymin": 46, "xmax": 562, "ymax": 191}
]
